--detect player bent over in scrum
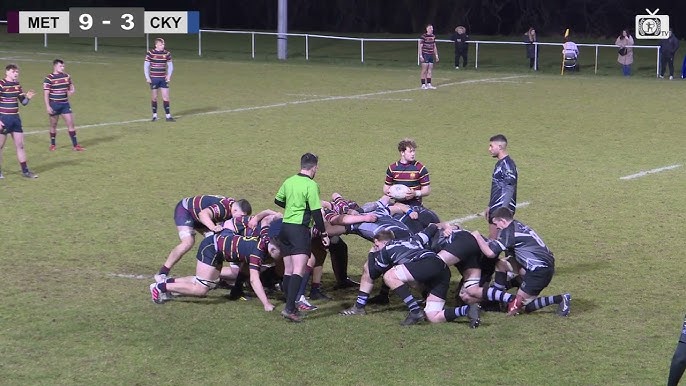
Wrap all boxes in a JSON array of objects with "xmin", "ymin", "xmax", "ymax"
[
  {"xmin": 149, "ymin": 225, "xmax": 282, "ymax": 312},
  {"xmin": 155, "ymin": 195, "xmax": 252, "ymax": 282},
  {"xmin": 472, "ymin": 207, "xmax": 571, "ymax": 317},
  {"xmin": 369, "ymin": 226, "xmax": 479, "ymax": 326}
]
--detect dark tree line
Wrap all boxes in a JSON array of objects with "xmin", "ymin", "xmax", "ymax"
[{"xmin": 2, "ymin": 0, "xmax": 684, "ymax": 37}]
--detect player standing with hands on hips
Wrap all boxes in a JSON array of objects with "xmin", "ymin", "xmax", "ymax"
[
  {"xmin": 145, "ymin": 38, "xmax": 175, "ymax": 122},
  {"xmin": 419, "ymin": 24, "xmax": 439, "ymax": 89},
  {"xmin": 275, "ymin": 153, "xmax": 329, "ymax": 323}
]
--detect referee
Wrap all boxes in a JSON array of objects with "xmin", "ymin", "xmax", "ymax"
[{"xmin": 275, "ymin": 153, "xmax": 329, "ymax": 322}]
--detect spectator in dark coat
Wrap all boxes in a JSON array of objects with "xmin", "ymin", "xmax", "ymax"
[
  {"xmin": 524, "ymin": 27, "xmax": 538, "ymax": 70},
  {"xmin": 451, "ymin": 26, "xmax": 469, "ymax": 69},
  {"xmin": 660, "ymin": 29, "xmax": 680, "ymax": 79}
]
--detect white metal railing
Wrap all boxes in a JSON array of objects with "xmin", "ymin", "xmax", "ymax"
[
  {"xmin": 198, "ymin": 30, "xmax": 661, "ymax": 77},
  {"xmin": 0, "ymin": 21, "xmax": 662, "ymax": 76}
]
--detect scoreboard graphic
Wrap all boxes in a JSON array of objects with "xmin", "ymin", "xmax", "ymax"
[{"xmin": 6, "ymin": 8, "xmax": 199, "ymax": 37}]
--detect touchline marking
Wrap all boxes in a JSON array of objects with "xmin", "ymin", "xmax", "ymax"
[
  {"xmin": 108, "ymin": 273, "xmax": 151, "ymax": 280},
  {"xmin": 24, "ymin": 75, "xmax": 528, "ymax": 136},
  {"xmin": 619, "ymin": 164, "xmax": 682, "ymax": 180},
  {"xmin": 448, "ymin": 201, "xmax": 531, "ymax": 224}
]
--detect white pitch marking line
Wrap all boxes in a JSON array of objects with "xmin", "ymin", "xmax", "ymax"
[
  {"xmin": 108, "ymin": 273, "xmax": 151, "ymax": 280},
  {"xmin": 0, "ymin": 56, "xmax": 110, "ymax": 65},
  {"xmin": 449, "ymin": 201, "xmax": 531, "ymax": 224},
  {"xmin": 619, "ymin": 164, "xmax": 682, "ymax": 180},
  {"xmin": 24, "ymin": 75, "xmax": 528, "ymax": 136}
]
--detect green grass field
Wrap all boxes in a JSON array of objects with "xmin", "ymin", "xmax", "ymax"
[{"xmin": 1, "ymin": 31, "xmax": 685, "ymax": 385}]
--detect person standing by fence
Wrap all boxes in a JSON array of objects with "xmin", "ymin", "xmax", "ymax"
[
  {"xmin": 451, "ymin": 26, "xmax": 469, "ymax": 69},
  {"xmin": 616, "ymin": 30, "xmax": 634, "ymax": 76},
  {"xmin": 524, "ymin": 27, "xmax": 538, "ymax": 70},
  {"xmin": 418, "ymin": 24, "xmax": 439, "ymax": 89}
]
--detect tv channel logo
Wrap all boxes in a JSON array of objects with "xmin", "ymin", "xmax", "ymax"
[{"xmin": 635, "ymin": 8, "xmax": 670, "ymax": 39}]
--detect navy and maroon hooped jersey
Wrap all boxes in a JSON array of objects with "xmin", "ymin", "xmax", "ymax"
[
  {"xmin": 385, "ymin": 160, "xmax": 430, "ymax": 205},
  {"xmin": 225, "ymin": 215, "xmax": 260, "ymax": 237},
  {"xmin": 420, "ymin": 33, "xmax": 437, "ymax": 55},
  {"xmin": 43, "ymin": 73, "xmax": 72, "ymax": 103},
  {"xmin": 215, "ymin": 227, "xmax": 270, "ymax": 270},
  {"xmin": 0, "ymin": 79, "xmax": 24, "ymax": 115},
  {"xmin": 186, "ymin": 195, "xmax": 235, "ymax": 223},
  {"xmin": 145, "ymin": 49, "xmax": 172, "ymax": 78}
]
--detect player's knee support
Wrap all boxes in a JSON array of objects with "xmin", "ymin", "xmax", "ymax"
[
  {"xmin": 178, "ymin": 230, "xmax": 195, "ymax": 240},
  {"xmin": 424, "ymin": 300, "xmax": 445, "ymax": 312},
  {"xmin": 193, "ymin": 276, "xmax": 218, "ymax": 291}
]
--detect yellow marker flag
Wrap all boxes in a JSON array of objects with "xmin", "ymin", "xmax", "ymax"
[{"xmin": 564, "ymin": 28, "xmax": 570, "ymax": 38}]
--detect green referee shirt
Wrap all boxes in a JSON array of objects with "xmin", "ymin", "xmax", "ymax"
[{"xmin": 275, "ymin": 173, "xmax": 323, "ymax": 226}]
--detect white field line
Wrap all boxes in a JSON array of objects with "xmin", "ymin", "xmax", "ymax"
[
  {"xmin": 619, "ymin": 164, "xmax": 682, "ymax": 180},
  {"xmin": 448, "ymin": 201, "xmax": 531, "ymax": 224},
  {"xmin": 108, "ymin": 273, "xmax": 151, "ymax": 280},
  {"xmin": 24, "ymin": 74, "xmax": 528, "ymax": 136},
  {"xmin": 0, "ymin": 56, "xmax": 110, "ymax": 65},
  {"xmin": 286, "ymin": 93, "xmax": 412, "ymax": 102}
]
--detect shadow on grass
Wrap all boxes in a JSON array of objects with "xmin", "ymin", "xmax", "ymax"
[
  {"xmin": 557, "ymin": 260, "xmax": 609, "ymax": 275},
  {"xmin": 175, "ymin": 106, "xmax": 220, "ymax": 116},
  {"xmin": 38, "ymin": 159, "xmax": 83, "ymax": 173},
  {"xmin": 81, "ymin": 134, "xmax": 124, "ymax": 148}
]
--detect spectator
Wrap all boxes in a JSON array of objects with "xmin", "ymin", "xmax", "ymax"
[
  {"xmin": 562, "ymin": 36, "xmax": 580, "ymax": 72},
  {"xmin": 524, "ymin": 27, "xmax": 538, "ymax": 70},
  {"xmin": 660, "ymin": 29, "xmax": 680, "ymax": 79},
  {"xmin": 616, "ymin": 29, "xmax": 634, "ymax": 76},
  {"xmin": 451, "ymin": 26, "xmax": 469, "ymax": 69}
]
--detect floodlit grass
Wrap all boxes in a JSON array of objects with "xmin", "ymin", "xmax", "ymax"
[{"xmin": 0, "ymin": 31, "xmax": 684, "ymax": 385}]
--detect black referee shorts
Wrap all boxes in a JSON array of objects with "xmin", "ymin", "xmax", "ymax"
[{"xmin": 278, "ymin": 223, "xmax": 312, "ymax": 256}]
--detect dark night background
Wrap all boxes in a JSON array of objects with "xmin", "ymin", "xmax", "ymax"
[{"xmin": 1, "ymin": 0, "xmax": 684, "ymax": 38}]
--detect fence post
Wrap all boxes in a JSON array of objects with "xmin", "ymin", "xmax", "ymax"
[
  {"xmin": 306, "ymin": 34, "xmax": 309, "ymax": 61},
  {"xmin": 534, "ymin": 42, "xmax": 538, "ymax": 71},
  {"xmin": 417, "ymin": 40, "xmax": 420, "ymax": 66},
  {"xmin": 656, "ymin": 47, "xmax": 660, "ymax": 78},
  {"xmin": 44, "ymin": 33, "xmax": 48, "ymax": 48},
  {"xmin": 198, "ymin": 31, "xmax": 202, "ymax": 56},
  {"xmin": 94, "ymin": 37, "xmax": 98, "ymax": 52},
  {"xmin": 475, "ymin": 42, "xmax": 479, "ymax": 69},
  {"xmin": 594, "ymin": 45, "xmax": 598, "ymax": 74},
  {"xmin": 251, "ymin": 32, "xmax": 255, "ymax": 59},
  {"xmin": 146, "ymin": 34, "xmax": 149, "ymax": 52},
  {"xmin": 361, "ymin": 39, "xmax": 364, "ymax": 63}
]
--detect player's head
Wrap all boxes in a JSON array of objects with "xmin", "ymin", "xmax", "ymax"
[
  {"xmin": 373, "ymin": 229, "xmax": 395, "ymax": 250},
  {"xmin": 53, "ymin": 59, "xmax": 65, "ymax": 73},
  {"xmin": 397, "ymin": 138, "xmax": 417, "ymax": 162},
  {"xmin": 267, "ymin": 237, "xmax": 283, "ymax": 259},
  {"xmin": 231, "ymin": 199, "xmax": 253, "ymax": 217},
  {"xmin": 5, "ymin": 64, "xmax": 19, "ymax": 80},
  {"xmin": 154, "ymin": 38, "xmax": 165, "ymax": 50},
  {"xmin": 300, "ymin": 152, "xmax": 319, "ymax": 175},
  {"xmin": 456, "ymin": 26, "xmax": 465, "ymax": 34},
  {"xmin": 491, "ymin": 207, "xmax": 514, "ymax": 229},
  {"xmin": 488, "ymin": 134, "xmax": 508, "ymax": 158},
  {"xmin": 425, "ymin": 24, "xmax": 434, "ymax": 34}
]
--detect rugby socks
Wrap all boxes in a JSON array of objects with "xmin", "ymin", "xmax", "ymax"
[
  {"xmin": 50, "ymin": 133, "xmax": 56, "ymax": 146},
  {"xmin": 427, "ymin": 77, "xmax": 432, "ymax": 85},
  {"xmin": 483, "ymin": 287, "xmax": 513, "ymax": 304},
  {"xmin": 355, "ymin": 291, "xmax": 369, "ymax": 309},
  {"xmin": 151, "ymin": 100, "xmax": 157, "ymax": 115},
  {"xmin": 286, "ymin": 274, "xmax": 303, "ymax": 312},
  {"xmin": 493, "ymin": 271, "xmax": 508, "ymax": 290},
  {"xmin": 68, "ymin": 130, "xmax": 78, "ymax": 147},
  {"xmin": 444, "ymin": 306, "xmax": 469, "ymax": 322},
  {"xmin": 669, "ymin": 343, "xmax": 686, "ymax": 385},
  {"xmin": 378, "ymin": 283, "xmax": 390, "ymax": 298},
  {"xmin": 281, "ymin": 275, "xmax": 291, "ymax": 300},
  {"xmin": 163, "ymin": 101, "xmax": 171, "ymax": 118},
  {"xmin": 524, "ymin": 295, "xmax": 562, "ymax": 313},
  {"xmin": 394, "ymin": 284, "xmax": 421, "ymax": 314},
  {"xmin": 421, "ymin": 79, "xmax": 426, "ymax": 86},
  {"xmin": 296, "ymin": 266, "xmax": 313, "ymax": 300},
  {"xmin": 158, "ymin": 266, "xmax": 171, "ymax": 276},
  {"xmin": 20, "ymin": 162, "xmax": 29, "ymax": 173}
]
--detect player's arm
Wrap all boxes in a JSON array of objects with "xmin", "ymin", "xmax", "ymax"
[
  {"xmin": 248, "ymin": 261, "xmax": 274, "ymax": 312},
  {"xmin": 418, "ymin": 39, "xmax": 423, "ymax": 62},
  {"xmin": 383, "ymin": 166, "xmax": 394, "ymax": 196},
  {"xmin": 307, "ymin": 185, "xmax": 329, "ymax": 246},
  {"xmin": 328, "ymin": 212, "xmax": 377, "ymax": 226},
  {"xmin": 144, "ymin": 60, "xmax": 151, "ymax": 83},
  {"xmin": 274, "ymin": 183, "xmax": 286, "ymax": 208},
  {"xmin": 43, "ymin": 84, "xmax": 51, "ymax": 113},
  {"xmin": 198, "ymin": 208, "xmax": 223, "ymax": 233},
  {"xmin": 166, "ymin": 60, "xmax": 173, "ymax": 82},
  {"xmin": 434, "ymin": 40, "xmax": 439, "ymax": 61},
  {"xmin": 389, "ymin": 203, "xmax": 419, "ymax": 220},
  {"xmin": 500, "ymin": 165, "xmax": 517, "ymax": 209},
  {"xmin": 471, "ymin": 230, "xmax": 500, "ymax": 258},
  {"xmin": 417, "ymin": 167, "xmax": 431, "ymax": 198}
]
